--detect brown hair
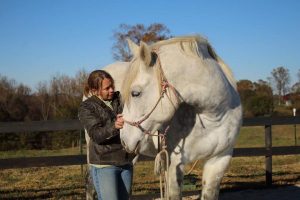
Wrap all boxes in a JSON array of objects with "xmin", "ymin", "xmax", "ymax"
[{"xmin": 84, "ymin": 70, "xmax": 114, "ymax": 97}]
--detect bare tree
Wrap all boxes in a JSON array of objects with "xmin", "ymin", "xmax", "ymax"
[
  {"xmin": 291, "ymin": 82, "xmax": 300, "ymax": 93},
  {"xmin": 292, "ymin": 69, "xmax": 300, "ymax": 93},
  {"xmin": 112, "ymin": 23, "xmax": 172, "ymax": 61},
  {"xmin": 34, "ymin": 71, "xmax": 88, "ymax": 120},
  {"xmin": 75, "ymin": 69, "xmax": 88, "ymax": 96},
  {"xmin": 271, "ymin": 66, "xmax": 290, "ymax": 105},
  {"xmin": 36, "ymin": 81, "xmax": 51, "ymax": 120}
]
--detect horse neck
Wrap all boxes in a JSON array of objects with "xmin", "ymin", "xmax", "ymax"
[{"xmin": 160, "ymin": 54, "xmax": 237, "ymax": 115}]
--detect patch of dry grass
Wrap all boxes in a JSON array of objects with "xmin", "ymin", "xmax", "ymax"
[
  {"xmin": 236, "ymin": 125, "xmax": 300, "ymax": 148},
  {"xmin": 133, "ymin": 155, "xmax": 300, "ymax": 195},
  {"xmin": 0, "ymin": 156, "xmax": 299, "ymax": 198},
  {"xmin": 0, "ymin": 166, "xmax": 86, "ymax": 199},
  {"xmin": 0, "ymin": 126, "xmax": 300, "ymax": 198}
]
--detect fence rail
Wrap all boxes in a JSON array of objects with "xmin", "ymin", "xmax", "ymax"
[{"xmin": 1, "ymin": 117, "xmax": 300, "ymax": 186}]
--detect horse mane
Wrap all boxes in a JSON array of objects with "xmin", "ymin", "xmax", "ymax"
[
  {"xmin": 121, "ymin": 35, "xmax": 237, "ymax": 104},
  {"xmin": 152, "ymin": 35, "xmax": 237, "ymax": 90}
]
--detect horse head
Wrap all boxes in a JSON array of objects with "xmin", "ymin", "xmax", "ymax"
[{"xmin": 120, "ymin": 39, "xmax": 178, "ymax": 154}]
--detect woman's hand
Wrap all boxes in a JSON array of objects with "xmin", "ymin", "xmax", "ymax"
[{"xmin": 115, "ymin": 114, "xmax": 124, "ymax": 129}]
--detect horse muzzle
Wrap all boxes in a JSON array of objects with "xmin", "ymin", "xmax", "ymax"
[{"xmin": 121, "ymin": 139, "xmax": 141, "ymax": 154}]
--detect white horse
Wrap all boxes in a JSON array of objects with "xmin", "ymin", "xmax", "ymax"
[{"xmin": 120, "ymin": 35, "xmax": 242, "ymax": 200}]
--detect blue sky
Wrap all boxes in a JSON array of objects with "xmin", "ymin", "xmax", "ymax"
[{"xmin": 1, "ymin": 0, "xmax": 300, "ymax": 90}]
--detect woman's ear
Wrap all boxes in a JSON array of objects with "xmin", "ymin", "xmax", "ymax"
[{"xmin": 91, "ymin": 89, "xmax": 98, "ymax": 96}]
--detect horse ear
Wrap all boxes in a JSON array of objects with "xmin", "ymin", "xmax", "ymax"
[
  {"xmin": 126, "ymin": 38, "xmax": 139, "ymax": 57},
  {"xmin": 139, "ymin": 41, "xmax": 152, "ymax": 66}
]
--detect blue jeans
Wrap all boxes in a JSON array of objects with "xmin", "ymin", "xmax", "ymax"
[{"xmin": 90, "ymin": 164, "xmax": 133, "ymax": 200}]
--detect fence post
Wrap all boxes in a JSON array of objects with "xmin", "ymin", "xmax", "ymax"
[
  {"xmin": 80, "ymin": 129, "xmax": 83, "ymax": 176},
  {"xmin": 265, "ymin": 124, "xmax": 272, "ymax": 186}
]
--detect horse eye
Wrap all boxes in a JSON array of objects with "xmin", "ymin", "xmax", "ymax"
[{"xmin": 131, "ymin": 91, "xmax": 141, "ymax": 97}]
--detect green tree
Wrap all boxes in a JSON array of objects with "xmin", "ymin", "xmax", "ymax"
[
  {"xmin": 237, "ymin": 80, "xmax": 255, "ymax": 116},
  {"xmin": 237, "ymin": 79, "xmax": 274, "ymax": 117},
  {"xmin": 254, "ymin": 79, "xmax": 273, "ymax": 97},
  {"xmin": 246, "ymin": 95, "xmax": 273, "ymax": 116}
]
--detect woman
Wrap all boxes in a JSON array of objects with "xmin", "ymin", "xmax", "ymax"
[{"xmin": 78, "ymin": 70, "xmax": 133, "ymax": 200}]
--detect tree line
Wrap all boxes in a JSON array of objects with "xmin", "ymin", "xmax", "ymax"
[
  {"xmin": 238, "ymin": 66, "xmax": 300, "ymax": 117},
  {"xmin": 0, "ymin": 71, "xmax": 88, "ymax": 150},
  {"xmin": 1, "ymin": 23, "xmax": 299, "ymax": 150},
  {"xmin": 0, "ymin": 71, "xmax": 87, "ymax": 122}
]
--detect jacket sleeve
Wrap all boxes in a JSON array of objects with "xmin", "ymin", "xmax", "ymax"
[{"xmin": 78, "ymin": 102, "xmax": 119, "ymax": 145}]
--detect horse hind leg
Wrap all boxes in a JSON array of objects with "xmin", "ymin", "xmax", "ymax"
[{"xmin": 201, "ymin": 152, "xmax": 232, "ymax": 200}]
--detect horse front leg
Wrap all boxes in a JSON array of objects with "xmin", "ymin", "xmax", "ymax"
[
  {"xmin": 201, "ymin": 152, "xmax": 232, "ymax": 200},
  {"xmin": 168, "ymin": 155, "xmax": 185, "ymax": 200}
]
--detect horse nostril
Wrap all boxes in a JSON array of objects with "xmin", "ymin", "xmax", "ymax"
[{"xmin": 121, "ymin": 139, "xmax": 139, "ymax": 154}]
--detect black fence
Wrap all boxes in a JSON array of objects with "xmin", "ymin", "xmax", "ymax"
[{"xmin": 0, "ymin": 117, "xmax": 300, "ymax": 186}]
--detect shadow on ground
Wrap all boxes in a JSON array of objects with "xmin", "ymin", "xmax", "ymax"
[
  {"xmin": 219, "ymin": 185, "xmax": 300, "ymax": 200},
  {"xmin": 132, "ymin": 185, "xmax": 300, "ymax": 200}
]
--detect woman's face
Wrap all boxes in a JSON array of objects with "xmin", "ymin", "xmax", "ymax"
[{"xmin": 98, "ymin": 78, "xmax": 114, "ymax": 100}]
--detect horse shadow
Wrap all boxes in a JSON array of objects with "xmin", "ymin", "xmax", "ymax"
[
  {"xmin": 164, "ymin": 102, "xmax": 197, "ymax": 155},
  {"xmin": 219, "ymin": 185, "xmax": 300, "ymax": 200}
]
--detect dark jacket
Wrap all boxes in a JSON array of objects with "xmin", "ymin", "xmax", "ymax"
[{"xmin": 78, "ymin": 92, "xmax": 132, "ymax": 166}]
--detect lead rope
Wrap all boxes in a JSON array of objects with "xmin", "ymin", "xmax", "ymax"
[
  {"xmin": 123, "ymin": 83, "xmax": 171, "ymax": 199},
  {"xmin": 154, "ymin": 127, "xmax": 170, "ymax": 200}
]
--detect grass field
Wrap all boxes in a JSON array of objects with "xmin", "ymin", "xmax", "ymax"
[{"xmin": 0, "ymin": 125, "xmax": 299, "ymax": 199}]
